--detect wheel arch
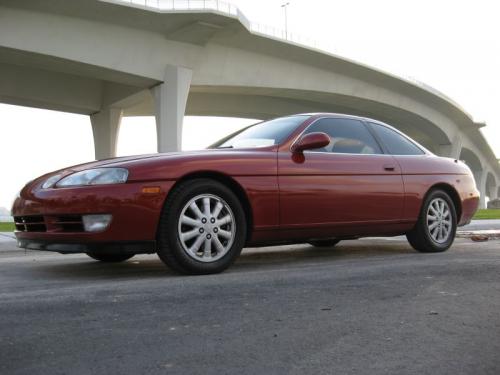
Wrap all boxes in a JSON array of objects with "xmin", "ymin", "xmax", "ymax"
[{"xmin": 165, "ymin": 171, "xmax": 254, "ymax": 244}]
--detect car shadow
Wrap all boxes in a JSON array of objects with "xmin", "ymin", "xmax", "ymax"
[
  {"xmin": 235, "ymin": 240, "xmax": 414, "ymax": 269},
  {"xmin": 30, "ymin": 239, "xmax": 415, "ymax": 280},
  {"xmin": 30, "ymin": 256, "xmax": 175, "ymax": 280}
]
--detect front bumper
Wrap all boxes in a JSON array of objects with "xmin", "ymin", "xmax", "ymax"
[
  {"xmin": 459, "ymin": 191, "xmax": 480, "ymax": 227},
  {"xmin": 17, "ymin": 238, "xmax": 155, "ymax": 254},
  {"xmin": 12, "ymin": 180, "xmax": 175, "ymax": 251}
]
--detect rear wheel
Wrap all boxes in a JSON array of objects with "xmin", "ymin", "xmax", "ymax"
[
  {"xmin": 157, "ymin": 179, "xmax": 247, "ymax": 275},
  {"xmin": 86, "ymin": 252, "xmax": 134, "ymax": 262},
  {"xmin": 406, "ymin": 189, "xmax": 457, "ymax": 253},
  {"xmin": 308, "ymin": 239, "xmax": 341, "ymax": 248}
]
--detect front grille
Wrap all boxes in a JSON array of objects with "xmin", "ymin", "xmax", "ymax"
[
  {"xmin": 15, "ymin": 215, "xmax": 85, "ymax": 233},
  {"xmin": 52, "ymin": 215, "xmax": 85, "ymax": 232},
  {"xmin": 14, "ymin": 216, "xmax": 47, "ymax": 232}
]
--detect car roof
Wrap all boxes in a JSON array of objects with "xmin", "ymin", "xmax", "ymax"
[
  {"xmin": 296, "ymin": 113, "xmax": 404, "ymax": 132},
  {"xmin": 297, "ymin": 112, "xmax": 382, "ymax": 123}
]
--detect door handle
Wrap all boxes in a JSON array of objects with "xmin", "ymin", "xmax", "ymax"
[{"xmin": 383, "ymin": 164, "xmax": 396, "ymax": 171}]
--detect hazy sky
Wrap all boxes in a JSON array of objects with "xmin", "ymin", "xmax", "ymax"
[{"xmin": 1, "ymin": 0, "xmax": 499, "ymax": 209}]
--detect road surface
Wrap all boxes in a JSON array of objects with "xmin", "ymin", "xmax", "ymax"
[{"xmin": 1, "ymin": 236, "xmax": 500, "ymax": 374}]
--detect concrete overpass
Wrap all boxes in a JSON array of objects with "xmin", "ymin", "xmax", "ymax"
[{"xmin": 0, "ymin": 0, "xmax": 499, "ymax": 207}]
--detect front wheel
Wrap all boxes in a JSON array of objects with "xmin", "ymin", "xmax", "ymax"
[
  {"xmin": 86, "ymin": 252, "xmax": 134, "ymax": 262},
  {"xmin": 157, "ymin": 179, "xmax": 247, "ymax": 275},
  {"xmin": 406, "ymin": 189, "xmax": 457, "ymax": 253}
]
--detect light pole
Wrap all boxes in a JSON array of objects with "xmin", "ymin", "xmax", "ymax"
[{"xmin": 281, "ymin": 2, "xmax": 290, "ymax": 40}]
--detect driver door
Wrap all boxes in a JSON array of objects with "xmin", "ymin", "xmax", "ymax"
[{"xmin": 278, "ymin": 117, "xmax": 405, "ymax": 238}]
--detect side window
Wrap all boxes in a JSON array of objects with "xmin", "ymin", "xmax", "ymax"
[
  {"xmin": 303, "ymin": 118, "xmax": 382, "ymax": 154},
  {"xmin": 370, "ymin": 123, "xmax": 424, "ymax": 156}
]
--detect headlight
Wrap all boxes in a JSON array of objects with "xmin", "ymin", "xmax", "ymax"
[
  {"xmin": 42, "ymin": 174, "xmax": 63, "ymax": 189},
  {"xmin": 56, "ymin": 168, "xmax": 128, "ymax": 187}
]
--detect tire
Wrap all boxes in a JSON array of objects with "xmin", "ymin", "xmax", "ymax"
[
  {"xmin": 157, "ymin": 178, "xmax": 247, "ymax": 275},
  {"xmin": 86, "ymin": 252, "xmax": 134, "ymax": 262},
  {"xmin": 406, "ymin": 189, "xmax": 457, "ymax": 253},
  {"xmin": 308, "ymin": 239, "xmax": 341, "ymax": 248}
]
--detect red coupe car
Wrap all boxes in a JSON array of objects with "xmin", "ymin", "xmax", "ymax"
[{"xmin": 12, "ymin": 114, "xmax": 479, "ymax": 274}]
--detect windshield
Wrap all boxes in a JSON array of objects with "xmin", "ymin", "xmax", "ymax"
[{"xmin": 210, "ymin": 115, "xmax": 309, "ymax": 149}]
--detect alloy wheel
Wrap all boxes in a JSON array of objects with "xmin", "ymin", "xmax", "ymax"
[
  {"xmin": 177, "ymin": 194, "xmax": 236, "ymax": 262},
  {"xmin": 426, "ymin": 197, "xmax": 452, "ymax": 244}
]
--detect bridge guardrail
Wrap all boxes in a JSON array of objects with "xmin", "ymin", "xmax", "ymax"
[{"xmin": 118, "ymin": 0, "xmax": 318, "ymax": 48}]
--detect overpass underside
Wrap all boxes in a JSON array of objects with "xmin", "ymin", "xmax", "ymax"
[{"xmin": 0, "ymin": 46, "xmax": 450, "ymax": 156}]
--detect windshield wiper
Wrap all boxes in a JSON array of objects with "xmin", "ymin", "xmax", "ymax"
[{"xmin": 216, "ymin": 145, "xmax": 234, "ymax": 149}]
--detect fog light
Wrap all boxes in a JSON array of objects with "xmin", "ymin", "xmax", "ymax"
[{"xmin": 82, "ymin": 214, "xmax": 112, "ymax": 232}]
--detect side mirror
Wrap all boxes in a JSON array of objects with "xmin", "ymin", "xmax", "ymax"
[{"xmin": 291, "ymin": 132, "xmax": 330, "ymax": 153}]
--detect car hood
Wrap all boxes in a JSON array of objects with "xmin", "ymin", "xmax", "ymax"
[
  {"xmin": 32, "ymin": 147, "xmax": 278, "ymax": 186},
  {"xmin": 67, "ymin": 153, "xmax": 166, "ymax": 171},
  {"xmin": 69, "ymin": 148, "xmax": 275, "ymax": 170},
  {"xmin": 119, "ymin": 148, "xmax": 278, "ymax": 181}
]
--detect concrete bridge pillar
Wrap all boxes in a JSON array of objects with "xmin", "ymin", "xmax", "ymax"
[
  {"xmin": 90, "ymin": 107, "xmax": 123, "ymax": 160},
  {"xmin": 152, "ymin": 65, "xmax": 192, "ymax": 153},
  {"xmin": 439, "ymin": 134, "xmax": 462, "ymax": 159},
  {"xmin": 489, "ymin": 184, "xmax": 498, "ymax": 200},
  {"xmin": 478, "ymin": 170, "xmax": 488, "ymax": 209}
]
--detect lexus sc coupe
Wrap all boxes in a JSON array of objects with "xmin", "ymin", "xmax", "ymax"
[{"xmin": 13, "ymin": 114, "xmax": 480, "ymax": 274}]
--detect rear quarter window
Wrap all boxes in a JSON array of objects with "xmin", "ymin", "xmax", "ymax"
[{"xmin": 370, "ymin": 123, "xmax": 424, "ymax": 155}]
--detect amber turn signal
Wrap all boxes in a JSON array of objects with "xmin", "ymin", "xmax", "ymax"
[{"xmin": 141, "ymin": 186, "xmax": 161, "ymax": 194}]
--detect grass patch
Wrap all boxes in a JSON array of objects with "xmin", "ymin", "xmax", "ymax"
[
  {"xmin": 473, "ymin": 209, "xmax": 500, "ymax": 220},
  {"xmin": 0, "ymin": 222, "xmax": 15, "ymax": 232}
]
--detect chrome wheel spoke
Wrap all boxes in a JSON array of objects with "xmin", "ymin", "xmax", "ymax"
[
  {"xmin": 203, "ymin": 238, "xmax": 212, "ymax": 258},
  {"xmin": 212, "ymin": 202, "xmax": 223, "ymax": 219},
  {"xmin": 181, "ymin": 228, "xmax": 200, "ymax": 242},
  {"xmin": 189, "ymin": 202, "xmax": 204, "ymax": 219},
  {"xmin": 203, "ymin": 197, "xmax": 211, "ymax": 216},
  {"xmin": 433, "ymin": 200, "xmax": 439, "ymax": 210},
  {"xmin": 212, "ymin": 236, "xmax": 225, "ymax": 253},
  {"xmin": 181, "ymin": 215, "xmax": 200, "ymax": 228},
  {"xmin": 216, "ymin": 215, "xmax": 232, "ymax": 227},
  {"xmin": 218, "ymin": 229, "xmax": 232, "ymax": 239},
  {"xmin": 428, "ymin": 221, "xmax": 439, "ymax": 230},
  {"xmin": 189, "ymin": 234, "xmax": 205, "ymax": 253}
]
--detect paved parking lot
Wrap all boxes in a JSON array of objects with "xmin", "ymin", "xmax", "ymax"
[{"xmin": 1, "ymin": 236, "xmax": 500, "ymax": 375}]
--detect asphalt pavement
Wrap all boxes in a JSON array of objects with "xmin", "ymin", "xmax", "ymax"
[{"xmin": 1, "ymin": 230, "xmax": 500, "ymax": 375}]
